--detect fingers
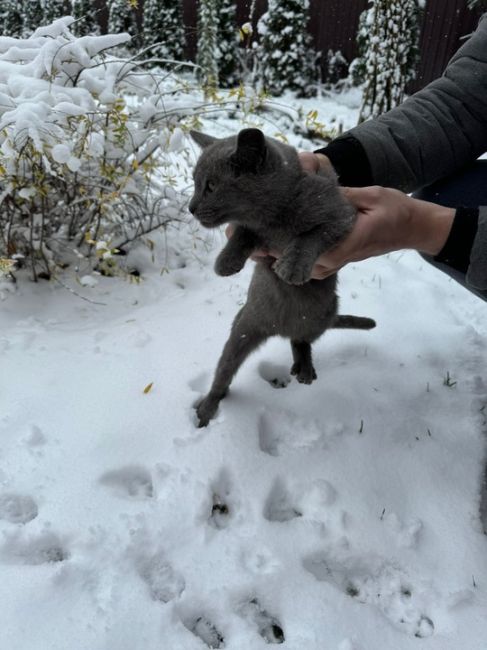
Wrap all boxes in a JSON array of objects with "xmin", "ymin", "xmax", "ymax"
[
  {"xmin": 341, "ymin": 185, "xmax": 391, "ymax": 209},
  {"xmin": 340, "ymin": 186, "xmax": 369, "ymax": 207},
  {"xmin": 250, "ymin": 247, "xmax": 280, "ymax": 261},
  {"xmin": 298, "ymin": 151, "xmax": 333, "ymax": 175},
  {"xmin": 298, "ymin": 151, "xmax": 320, "ymax": 174},
  {"xmin": 310, "ymin": 264, "xmax": 339, "ymax": 280}
]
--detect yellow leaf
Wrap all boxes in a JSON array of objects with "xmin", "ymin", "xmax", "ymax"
[{"xmin": 143, "ymin": 382, "xmax": 154, "ymax": 394}]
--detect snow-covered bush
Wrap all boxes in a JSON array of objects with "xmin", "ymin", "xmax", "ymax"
[
  {"xmin": 22, "ymin": 0, "xmax": 44, "ymax": 36},
  {"xmin": 256, "ymin": 0, "xmax": 318, "ymax": 97},
  {"xmin": 196, "ymin": 0, "xmax": 220, "ymax": 92},
  {"xmin": 142, "ymin": 0, "xmax": 186, "ymax": 63},
  {"xmin": 72, "ymin": 0, "xmax": 101, "ymax": 37},
  {"xmin": 0, "ymin": 17, "xmax": 195, "ymax": 280},
  {"xmin": 324, "ymin": 49, "xmax": 349, "ymax": 86},
  {"xmin": 107, "ymin": 0, "xmax": 139, "ymax": 52},
  {"xmin": 1, "ymin": 0, "xmax": 23, "ymax": 37},
  {"xmin": 217, "ymin": 0, "xmax": 240, "ymax": 87},
  {"xmin": 356, "ymin": 0, "xmax": 423, "ymax": 123},
  {"xmin": 42, "ymin": 0, "xmax": 70, "ymax": 24}
]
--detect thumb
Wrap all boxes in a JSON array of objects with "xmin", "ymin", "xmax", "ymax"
[{"xmin": 340, "ymin": 186, "xmax": 374, "ymax": 209}]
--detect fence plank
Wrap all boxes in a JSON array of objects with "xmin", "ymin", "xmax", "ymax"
[{"xmin": 95, "ymin": 0, "xmax": 484, "ymax": 91}]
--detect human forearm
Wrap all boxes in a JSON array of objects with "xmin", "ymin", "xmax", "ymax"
[
  {"xmin": 406, "ymin": 198, "xmax": 456, "ymax": 256},
  {"xmin": 303, "ymin": 187, "xmax": 456, "ymax": 279}
]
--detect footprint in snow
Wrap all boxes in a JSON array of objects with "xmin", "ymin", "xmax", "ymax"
[
  {"xmin": 0, "ymin": 493, "xmax": 38, "ymax": 524},
  {"xmin": 303, "ymin": 552, "xmax": 435, "ymax": 638},
  {"xmin": 185, "ymin": 616, "xmax": 224, "ymax": 649},
  {"xmin": 258, "ymin": 410, "xmax": 326, "ymax": 457},
  {"xmin": 138, "ymin": 552, "xmax": 185, "ymax": 603},
  {"xmin": 258, "ymin": 362, "xmax": 291, "ymax": 389},
  {"xmin": 99, "ymin": 465, "xmax": 154, "ymax": 499},
  {"xmin": 207, "ymin": 468, "xmax": 237, "ymax": 530},
  {"xmin": 1, "ymin": 531, "xmax": 68, "ymax": 565},
  {"xmin": 263, "ymin": 478, "xmax": 302, "ymax": 522},
  {"xmin": 24, "ymin": 424, "xmax": 47, "ymax": 447},
  {"xmin": 237, "ymin": 597, "xmax": 285, "ymax": 644}
]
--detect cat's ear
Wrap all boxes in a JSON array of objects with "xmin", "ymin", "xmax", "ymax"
[
  {"xmin": 231, "ymin": 128, "xmax": 266, "ymax": 173},
  {"xmin": 190, "ymin": 130, "xmax": 217, "ymax": 149}
]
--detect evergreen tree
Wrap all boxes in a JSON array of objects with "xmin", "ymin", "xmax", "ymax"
[
  {"xmin": 72, "ymin": 0, "xmax": 101, "ymax": 36},
  {"xmin": 217, "ymin": 0, "xmax": 240, "ymax": 87},
  {"xmin": 357, "ymin": 0, "xmax": 423, "ymax": 123},
  {"xmin": 324, "ymin": 49, "xmax": 348, "ymax": 86},
  {"xmin": 256, "ymin": 0, "xmax": 318, "ymax": 97},
  {"xmin": 41, "ymin": 0, "xmax": 70, "ymax": 24},
  {"xmin": 196, "ymin": 0, "xmax": 219, "ymax": 90},
  {"xmin": 1, "ymin": 0, "xmax": 23, "ymax": 37},
  {"xmin": 107, "ymin": 0, "xmax": 139, "ymax": 51},
  {"xmin": 142, "ymin": 0, "xmax": 185, "ymax": 62},
  {"xmin": 23, "ymin": 0, "xmax": 44, "ymax": 35}
]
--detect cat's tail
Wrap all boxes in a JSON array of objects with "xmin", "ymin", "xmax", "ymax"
[{"xmin": 332, "ymin": 315, "xmax": 376, "ymax": 330}]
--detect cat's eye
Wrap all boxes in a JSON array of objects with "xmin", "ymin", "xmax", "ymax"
[{"xmin": 206, "ymin": 180, "xmax": 216, "ymax": 193}]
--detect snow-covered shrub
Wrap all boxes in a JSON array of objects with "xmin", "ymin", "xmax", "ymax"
[
  {"xmin": 107, "ymin": 0, "xmax": 139, "ymax": 52},
  {"xmin": 22, "ymin": 0, "xmax": 44, "ymax": 36},
  {"xmin": 356, "ymin": 0, "xmax": 423, "ymax": 123},
  {"xmin": 324, "ymin": 49, "xmax": 349, "ymax": 86},
  {"xmin": 0, "ymin": 17, "xmax": 195, "ymax": 280},
  {"xmin": 72, "ymin": 0, "xmax": 101, "ymax": 36},
  {"xmin": 42, "ymin": 0, "xmax": 70, "ymax": 24},
  {"xmin": 217, "ymin": 0, "xmax": 240, "ymax": 88},
  {"xmin": 196, "ymin": 0, "xmax": 220, "ymax": 92},
  {"xmin": 1, "ymin": 0, "xmax": 23, "ymax": 37},
  {"xmin": 256, "ymin": 0, "xmax": 318, "ymax": 97},
  {"xmin": 196, "ymin": 0, "xmax": 241, "ymax": 90},
  {"xmin": 142, "ymin": 0, "xmax": 186, "ymax": 63}
]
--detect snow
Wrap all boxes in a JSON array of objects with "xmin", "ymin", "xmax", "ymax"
[{"xmin": 0, "ymin": 85, "xmax": 487, "ymax": 650}]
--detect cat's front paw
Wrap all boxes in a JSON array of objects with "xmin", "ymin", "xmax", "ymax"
[
  {"xmin": 273, "ymin": 256, "xmax": 311, "ymax": 285},
  {"xmin": 214, "ymin": 251, "xmax": 246, "ymax": 277},
  {"xmin": 195, "ymin": 395, "xmax": 219, "ymax": 427}
]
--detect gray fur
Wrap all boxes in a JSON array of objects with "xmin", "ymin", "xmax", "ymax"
[{"xmin": 190, "ymin": 128, "xmax": 376, "ymax": 427}]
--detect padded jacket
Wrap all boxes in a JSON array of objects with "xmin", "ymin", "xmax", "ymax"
[{"xmin": 317, "ymin": 13, "xmax": 487, "ymax": 296}]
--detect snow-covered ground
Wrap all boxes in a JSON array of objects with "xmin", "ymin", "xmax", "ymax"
[{"xmin": 1, "ymin": 92, "xmax": 486, "ymax": 650}]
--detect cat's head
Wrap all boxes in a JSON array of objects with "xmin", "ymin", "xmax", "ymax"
[{"xmin": 188, "ymin": 128, "xmax": 279, "ymax": 228}]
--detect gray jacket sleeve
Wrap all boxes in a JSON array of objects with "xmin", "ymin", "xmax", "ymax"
[
  {"xmin": 341, "ymin": 13, "xmax": 487, "ymax": 291},
  {"xmin": 349, "ymin": 13, "xmax": 487, "ymax": 192},
  {"xmin": 467, "ymin": 207, "xmax": 487, "ymax": 290}
]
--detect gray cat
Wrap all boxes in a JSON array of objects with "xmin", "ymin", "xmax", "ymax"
[{"xmin": 189, "ymin": 128, "xmax": 375, "ymax": 427}]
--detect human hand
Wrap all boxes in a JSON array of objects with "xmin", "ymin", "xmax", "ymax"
[
  {"xmin": 298, "ymin": 151, "xmax": 334, "ymax": 175},
  {"xmin": 225, "ymin": 153, "xmax": 455, "ymax": 280},
  {"xmin": 308, "ymin": 186, "xmax": 456, "ymax": 278}
]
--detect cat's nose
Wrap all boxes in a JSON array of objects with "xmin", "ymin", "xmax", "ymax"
[{"xmin": 188, "ymin": 199, "xmax": 196, "ymax": 215}]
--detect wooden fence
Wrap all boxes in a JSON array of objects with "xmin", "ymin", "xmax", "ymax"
[
  {"xmin": 182, "ymin": 0, "xmax": 484, "ymax": 91},
  {"xmin": 95, "ymin": 0, "xmax": 485, "ymax": 91}
]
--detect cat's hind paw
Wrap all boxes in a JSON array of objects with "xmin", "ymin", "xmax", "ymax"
[
  {"xmin": 214, "ymin": 252, "xmax": 246, "ymax": 277},
  {"xmin": 291, "ymin": 362, "xmax": 317, "ymax": 384}
]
